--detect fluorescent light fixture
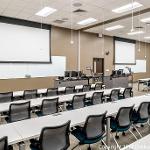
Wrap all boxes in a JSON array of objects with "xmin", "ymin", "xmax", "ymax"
[
  {"xmin": 127, "ymin": 30, "xmax": 144, "ymax": 35},
  {"xmin": 36, "ymin": 7, "xmax": 57, "ymax": 17},
  {"xmin": 77, "ymin": 18, "xmax": 97, "ymax": 25},
  {"xmin": 112, "ymin": 2, "xmax": 143, "ymax": 13},
  {"xmin": 105, "ymin": 25, "xmax": 124, "ymax": 31},
  {"xmin": 141, "ymin": 17, "xmax": 150, "ymax": 23},
  {"xmin": 144, "ymin": 36, "xmax": 150, "ymax": 39}
]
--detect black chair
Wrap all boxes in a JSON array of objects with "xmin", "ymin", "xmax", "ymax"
[
  {"xmin": 65, "ymin": 87, "xmax": 74, "ymax": 94},
  {"xmin": 95, "ymin": 83, "xmax": 103, "ymax": 90},
  {"xmin": 91, "ymin": 92, "xmax": 104, "ymax": 105},
  {"xmin": 23, "ymin": 89, "xmax": 37, "ymax": 99},
  {"xmin": 0, "ymin": 136, "xmax": 8, "ymax": 150},
  {"xmin": 120, "ymin": 87, "xmax": 133, "ymax": 99},
  {"xmin": 110, "ymin": 105, "xmax": 137, "ymax": 149},
  {"xmin": 85, "ymin": 92, "xmax": 104, "ymax": 106},
  {"xmin": 36, "ymin": 98, "xmax": 59, "ymax": 116},
  {"xmin": 47, "ymin": 88, "xmax": 58, "ymax": 96},
  {"xmin": 106, "ymin": 89, "xmax": 120, "ymax": 102},
  {"xmin": 30, "ymin": 121, "xmax": 71, "ymax": 150},
  {"xmin": 67, "ymin": 94, "xmax": 86, "ymax": 110},
  {"xmin": 83, "ymin": 85, "xmax": 91, "ymax": 92},
  {"xmin": 71, "ymin": 112, "xmax": 108, "ymax": 150},
  {"xmin": 0, "ymin": 92, "xmax": 13, "ymax": 103},
  {"xmin": 7, "ymin": 101, "xmax": 30, "ymax": 123},
  {"xmin": 132, "ymin": 102, "xmax": 150, "ymax": 137}
]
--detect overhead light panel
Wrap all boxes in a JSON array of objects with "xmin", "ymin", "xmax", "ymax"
[
  {"xmin": 36, "ymin": 7, "xmax": 57, "ymax": 17},
  {"xmin": 141, "ymin": 17, "xmax": 150, "ymax": 23},
  {"xmin": 144, "ymin": 36, "xmax": 150, "ymax": 39},
  {"xmin": 105, "ymin": 25, "xmax": 124, "ymax": 31},
  {"xmin": 112, "ymin": 2, "xmax": 143, "ymax": 13},
  {"xmin": 127, "ymin": 30, "xmax": 144, "ymax": 35},
  {"xmin": 77, "ymin": 18, "xmax": 97, "ymax": 25}
]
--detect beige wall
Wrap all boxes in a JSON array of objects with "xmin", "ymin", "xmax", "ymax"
[
  {"xmin": 0, "ymin": 26, "xmax": 149, "ymax": 92},
  {"xmin": 133, "ymin": 41, "xmax": 150, "ymax": 81}
]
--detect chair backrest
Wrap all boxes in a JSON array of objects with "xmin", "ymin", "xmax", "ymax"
[
  {"xmin": 92, "ymin": 92, "xmax": 104, "ymax": 105},
  {"xmin": 47, "ymin": 88, "xmax": 58, "ymax": 96},
  {"xmin": 95, "ymin": 83, "xmax": 102, "ymax": 90},
  {"xmin": 123, "ymin": 87, "xmax": 132, "ymax": 98},
  {"xmin": 72, "ymin": 94, "xmax": 86, "ymax": 109},
  {"xmin": 83, "ymin": 85, "xmax": 91, "ymax": 92},
  {"xmin": 0, "ymin": 136, "xmax": 8, "ymax": 150},
  {"xmin": 65, "ymin": 87, "xmax": 74, "ymax": 94},
  {"xmin": 116, "ymin": 106, "xmax": 134, "ymax": 127},
  {"xmin": 23, "ymin": 89, "xmax": 37, "ymax": 99},
  {"xmin": 0, "ymin": 92, "xmax": 13, "ymax": 103},
  {"xmin": 9, "ymin": 101, "xmax": 30, "ymax": 122},
  {"xmin": 41, "ymin": 98, "xmax": 59, "ymax": 116},
  {"xmin": 110, "ymin": 89, "xmax": 120, "ymax": 101},
  {"xmin": 83, "ymin": 112, "xmax": 107, "ymax": 139},
  {"xmin": 39, "ymin": 121, "xmax": 70, "ymax": 150},
  {"xmin": 137, "ymin": 102, "xmax": 150, "ymax": 119}
]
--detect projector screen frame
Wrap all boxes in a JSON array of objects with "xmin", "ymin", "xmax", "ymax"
[
  {"xmin": 0, "ymin": 16, "xmax": 52, "ymax": 64},
  {"xmin": 114, "ymin": 37, "xmax": 136, "ymax": 65}
]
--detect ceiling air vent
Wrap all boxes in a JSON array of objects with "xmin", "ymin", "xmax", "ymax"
[
  {"xmin": 73, "ymin": 9, "xmax": 87, "ymax": 13},
  {"xmin": 53, "ymin": 20, "xmax": 66, "ymax": 24}
]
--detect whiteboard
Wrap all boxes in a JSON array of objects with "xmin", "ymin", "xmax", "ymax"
[
  {"xmin": 0, "ymin": 22, "xmax": 50, "ymax": 62},
  {"xmin": 0, "ymin": 56, "xmax": 66, "ymax": 79},
  {"xmin": 115, "ymin": 40, "xmax": 135, "ymax": 64},
  {"xmin": 115, "ymin": 60, "xmax": 146, "ymax": 73}
]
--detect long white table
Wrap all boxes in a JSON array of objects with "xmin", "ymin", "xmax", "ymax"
[
  {"xmin": 12, "ymin": 84, "xmax": 104, "ymax": 97},
  {"xmin": 0, "ymin": 94, "xmax": 149, "ymax": 147},
  {"xmin": 0, "ymin": 88, "xmax": 124, "ymax": 113},
  {"xmin": 122, "ymin": 134, "xmax": 150, "ymax": 150},
  {"xmin": 13, "ymin": 89, "xmax": 48, "ymax": 97},
  {"xmin": 138, "ymin": 78, "xmax": 150, "ymax": 91}
]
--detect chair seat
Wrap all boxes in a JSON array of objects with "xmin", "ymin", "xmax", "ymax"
[
  {"xmin": 132, "ymin": 111, "xmax": 149, "ymax": 124},
  {"xmin": 110, "ymin": 119, "xmax": 131, "ymax": 132},
  {"xmin": 71, "ymin": 127, "xmax": 104, "ymax": 145}
]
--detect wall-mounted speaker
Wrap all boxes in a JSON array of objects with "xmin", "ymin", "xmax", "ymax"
[{"xmin": 98, "ymin": 33, "xmax": 103, "ymax": 38}]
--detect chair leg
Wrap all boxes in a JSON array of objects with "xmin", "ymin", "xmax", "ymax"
[
  {"xmin": 128, "ymin": 129, "xmax": 138, "ymax": 140},
  {"xmin": 111, "ymin": 133, "xmax": 121, "ymax": 150},
  {"xmin": 122, "ymin": 132, "xmax": 126, "ymax": 136},
  {"xmin": 101, "ymin": 139, "xmax": 109, "ymax": 150},
  {"xmin": 132, "ymin": 125, "xmax": 143, "ymax": 138},
  {"xmin": 71, "ymin": 143, "xmax": 79, "ymax": 150},
  {"xmin": 87, "ymin": 145, "xmax": 91, "ymax": 150},
  {"xmin": 115, "ymin": 132, "xmax": 119, "ymax": 139}
]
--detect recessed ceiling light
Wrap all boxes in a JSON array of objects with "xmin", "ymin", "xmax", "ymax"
[
  {"xmin": 127, "ymin": 30, "xmax": 144, "ymax": 35},
  {"xmin": 144, "ymin": 36, "xmax": 150, "ymax": 39},
  {"xmin": 73, "ymin": 2, "xmax": 82, "ymax": 7},
  {"xmin": 77, "ymin": 18, "xmax": 97, "ymax": 25},
  {"xmin": 35, "ymin": 7, "xmax": 57, "ymax": 17},
  {"xmin": 112, "ymin": 2, "xmax": 143, "ymax": 13},
  {"xmin": 141, "ymin": 17, "xmax": 150, "ymax": 23},
  {"xmin": 105, "ymin": 25, "xmax": 124, "ymax": 31}
]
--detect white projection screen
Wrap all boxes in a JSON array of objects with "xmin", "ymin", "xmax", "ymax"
[
  {"xmin": 0, "ymin": 22, "xmax": 50, "ymax": 63},
  {"xmin": 115, "ymin": 39, "xmax": 135, "ymax": 64}
]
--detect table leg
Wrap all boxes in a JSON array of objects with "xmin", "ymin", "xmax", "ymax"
[
  {"xmin": 106, "ymin": 117, "xmax": 110, "ymax": 146},
  {"xmin": 63, "ymin": 102, "xmax": 67, "ymax": 111},
  {"xmin": 0, "ymin": 113, "xmax": 2, "ymax": 123},
  {"xmin": 19, "ymin": 142, "xmax": 25, "ymax": 150}
]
